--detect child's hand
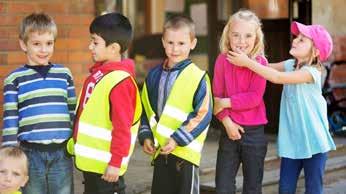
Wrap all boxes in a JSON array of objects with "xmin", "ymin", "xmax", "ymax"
[
  {"xmin": 222, "ymin": 117, "xmax": 244, "ymax": 140},
  {"xmin": 102, "ymin": 165, "xmax": 120, "ymax": 182},
  {"xmin": 214, "ymin": 97, "xmax": 231, "ymax": 115},
  {"xmin": 226, "ymin": 49, "xmax": 251, "ymax": 67},
  {"xmin": 143, "ymin": 139, "xmax": 156, "ymax": 155},
  {"xmin": 160, "ymin": 138, "xmax": 177, "ymax": 155}
]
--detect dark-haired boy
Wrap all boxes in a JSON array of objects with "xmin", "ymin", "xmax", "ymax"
[{"xmin": 67, "ymin": 12, "xmax": 142, "ymax": 194}]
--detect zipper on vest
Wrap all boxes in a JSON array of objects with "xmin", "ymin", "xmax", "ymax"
[{"xmin": 165, "ymin": 155, "xmax": 168, "ymax": 165}]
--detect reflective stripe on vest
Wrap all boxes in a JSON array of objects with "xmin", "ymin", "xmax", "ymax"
[
  {"xmin": 142, "ymin": 63, "xmax": 210, "ymax": 166},
  {"xmin": 69, "ymin": 70, "xmax": 142, "ymax": 175}
]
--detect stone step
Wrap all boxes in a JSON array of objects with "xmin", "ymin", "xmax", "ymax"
[{"xmin": 200, "ymin": 144, "xmax": 346, "ymax": 193}]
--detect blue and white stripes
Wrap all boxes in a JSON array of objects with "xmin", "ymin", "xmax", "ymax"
[{"xmin": 2, "ymin": 64, "xmax": 76, "ymax": 146}]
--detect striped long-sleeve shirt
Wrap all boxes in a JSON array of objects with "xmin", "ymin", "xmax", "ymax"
[{"xmin": 2, "ymin": 64, "xmax": 76, "ymax": 146}]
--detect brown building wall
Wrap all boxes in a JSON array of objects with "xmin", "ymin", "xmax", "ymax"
[{"xmin": 0, "ymin": 0, "xmax": 95, "ymax": 137}]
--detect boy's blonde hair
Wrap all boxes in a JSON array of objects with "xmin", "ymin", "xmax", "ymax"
[
  {"xmin": 163, "ymin": 15, "xmax": 196, "ymax": 40},
  {"xmin": 0, "ymin": 146, "xmax": 28, "ymax": 175},
  {"xmin": 19, "ymin": 12, "xmax": 57, "ymax": 43},
  {"xmin": 219, "ymin": 10, "xmax": 265, "ymax": 58}
]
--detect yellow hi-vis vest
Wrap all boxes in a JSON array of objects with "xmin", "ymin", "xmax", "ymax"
[
  {"xmin": 67, "ymin": 70, "xmax": 142, "ymax": 176},
  {"xmin": 141, "ymin": 63, "xmax": 211, "ymax": 166}
]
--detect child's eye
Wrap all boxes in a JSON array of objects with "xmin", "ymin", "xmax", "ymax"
[
  {"xmin": 167, "ymin": 41, "xmax": 174, "ymax": 45},
  {"xmin": 13, "ymin": 172, "xmax": 21, "ymax": 176},
  {"xmin": 246, "ymin": 34, "xmax": 253, "ymax": 38},
  {"xmin": 47, "ymin": 41, "xmax": 54, "ymax": 46},
  {"xmin": 179, "ymin": 42, "xmax": 185, "ymax": 46},
  {"xmin": 33, "ymin": 42, "xmax": 40, "ymax": 46}
]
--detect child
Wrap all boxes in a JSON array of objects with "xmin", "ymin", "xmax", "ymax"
[
  {"xmin": 0, "ymin": 147, "xmax": 29, "ymax": 194},
  {"xmin": 138, "ymin": 15, "xmax": 213, "ymax": 194},
  {"xmin": 212, "ymin": 10, "xmax": 268, "ymax": 194},
  {"xmin": 1, "ymin": 13, "xmax": 76, "ymax": 194},
  {"xmin": 66, "ymin": 12, "xmax": 142, "ymax": 194},
  {"xmin": 228, "ymin": 21, "xmax": 336, "ymax": 194}
]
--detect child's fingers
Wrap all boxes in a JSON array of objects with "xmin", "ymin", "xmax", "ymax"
[
  {"xmin": 160, "ymin": 145, "xmax": 173, "ymax": 155},
  {"xmin": 239, "ymin": 126, "xmax": 245, "ymax": 133}
]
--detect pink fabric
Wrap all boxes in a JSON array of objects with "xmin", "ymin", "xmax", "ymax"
[
  {"xmin": 212, "ymin": 53, "xmax": 268, "ymax": 125},
  {"xmin": 291, "ymin": 21, "xmax": 333, "ymax": 61}
]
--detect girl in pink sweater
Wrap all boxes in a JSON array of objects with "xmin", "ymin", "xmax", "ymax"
[{"xmin": 212, "ymin": 10, "xmax": 268, "ymax": 194}]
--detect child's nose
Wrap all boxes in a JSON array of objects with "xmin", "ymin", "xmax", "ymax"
[{"xmin": 172, "ymin": 45, "xmax": 179, "ymax": 52}]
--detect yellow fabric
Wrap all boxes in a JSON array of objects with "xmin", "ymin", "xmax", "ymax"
[
  {"xmin": 67, "ymin": 70, "xmax": 142, "ymax": 175},
  {"xmin": 142, "ymin": 63, "xmax": 210, "ymax": 166}
]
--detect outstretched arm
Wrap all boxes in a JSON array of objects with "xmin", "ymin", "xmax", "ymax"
[
  {"xmin": 268, "ymin": 61, "xmax": 285, "ymax": 71},
  {"xmin": 227, "ymin": 51, "xmax": 314, "ymax": 84}
]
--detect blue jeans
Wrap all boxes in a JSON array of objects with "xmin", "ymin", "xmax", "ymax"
[
  {"xmin": 279, "ymin": 153, "xmax": 327, "ymax": 194},
  {"xmin": 21, "ymin": 144, "xmax": 74, "ymax": 194},
  {"xmin": 215, "ymin": 125, "xmax": 267, "ymax": 194}
]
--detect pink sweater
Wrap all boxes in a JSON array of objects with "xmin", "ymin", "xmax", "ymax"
[{"xmin": 212, "ymin": 53, "xmax": 268, "ymax": 125}]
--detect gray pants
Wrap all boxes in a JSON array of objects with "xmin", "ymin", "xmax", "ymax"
[{"xmin": 215, "ymin": 125, "xmax": 267, "ymax": 194}]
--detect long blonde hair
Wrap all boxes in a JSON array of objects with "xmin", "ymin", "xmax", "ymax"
[{"xmin": 219, "ymin": 10, "xmax": 265, "ymax": 58}]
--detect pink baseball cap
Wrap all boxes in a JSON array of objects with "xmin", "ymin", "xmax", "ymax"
[{"xmin": 291, "ymin": 21, "xmax": 333, "ymax": 61}]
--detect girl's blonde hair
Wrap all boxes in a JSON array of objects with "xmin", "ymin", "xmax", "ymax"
[
  {"xmin": 219, "ymin": 10, "xmax": 265, "ymax": 58},
  {"xmin": 0, "ymin": 146, "xmax": 29, "ymax": 175}
]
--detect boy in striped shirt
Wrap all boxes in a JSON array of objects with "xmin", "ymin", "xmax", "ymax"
[{"xmin": 1, "ymin": 12, "xmax": 76, "ymax": 194}]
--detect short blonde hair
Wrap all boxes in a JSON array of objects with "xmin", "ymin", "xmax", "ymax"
[
  {"xmin": 163, "ymin": 15, "xmax": 195, "ymax": 40},
  {"xmin": 219, "ymin": 10, "xmax": 265, "ymax": 58},
  {"xmin": 19, "ymin": 12, "xmax": 57, "ymax": 43},
  {"xmin": 0, "ymin": 146, "xmax": 28, "ymax": 175}
]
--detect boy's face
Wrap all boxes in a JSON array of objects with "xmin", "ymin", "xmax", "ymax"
[
  {"xmin": 162, "ymin": 27, "xmax": 197, "ymax": 67},
  {"xmin": 19, "ymin": 31, "xmax": 55, "ymax": 66},
  {"xmin": 0, "ymin": 158, "xmax": 28, "ymax": 193},
  {"xmin": 89, "ymin": 33, "xmax": 119, "ymax": 63}
]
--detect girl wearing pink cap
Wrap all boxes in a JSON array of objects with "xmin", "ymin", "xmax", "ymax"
[
  {"xmin": 213, "ymin": 10, "xmax": 268, "ymax": 194},
  {"xmin": 228, "ymin": 22, "xmax": 336, "ymax": 194}
]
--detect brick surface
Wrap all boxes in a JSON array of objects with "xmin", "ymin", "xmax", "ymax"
[
  {"xmin": 0, "ymin": 2, "xmax": 5, "ymax": 13},
  {"xmin": 38, "ymin": 2, "xmax": 68, "ymax": 14},
  {"xmin": 7, "ymin": 2, "xmax": 37, "ymax": 14},
  {"xmin": 0, "ymin": 27, "xmax": 19, "ymax": 39},
  {"xmin": 0, "ymin": 53, "xmax": 7, "ymax": 65},
  {"xmin": 0, "ymin": 39, "xmax": 20, "ymax": 51}
]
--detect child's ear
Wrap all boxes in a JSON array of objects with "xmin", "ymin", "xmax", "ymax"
[
  {"xmin": 19, "ymin": 39, "xmax": 27, "ymax": 52},
  {"xmin": 108, "ymin": 42, "xmax": 121, "ymax": 54},
  {"xmin": 314, "ymin": 48, "xmax": 320, "ymax": 58},
  {"xmin": 190, "ymin": 38, "xmax": 197, "ymax": 50},
  {"xmin": 21, "ymin": 175, "xmax": 29, "ymax": 187},
  {"xmin": 161, "ymin": 37, "xmax": 166, "ymax": 48}
]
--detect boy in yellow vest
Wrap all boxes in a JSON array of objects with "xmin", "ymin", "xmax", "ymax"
[
  {"xmin": 138, "ymin": 15, "xmax": 213, "ymax": 194},
  {"xmin": 0, "ymin": 147, "xmax": 29, "ymax": 194},
  {"xmin": 67, "ymin": 12, "xmax": 141, "ymax": 194}
]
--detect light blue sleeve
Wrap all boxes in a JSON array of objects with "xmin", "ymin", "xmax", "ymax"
[
  {"xmin": 301, "ymin": 66, "xmax": 321, "ymax": 85},
  {"xmin": 283, "ymin": 59, "xmax": 296, "ymax": 72}
]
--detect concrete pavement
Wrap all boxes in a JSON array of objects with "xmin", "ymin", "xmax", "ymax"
[{"xmin": 73, "ymin": 131, "xmax": 346, "ymax": 194}]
